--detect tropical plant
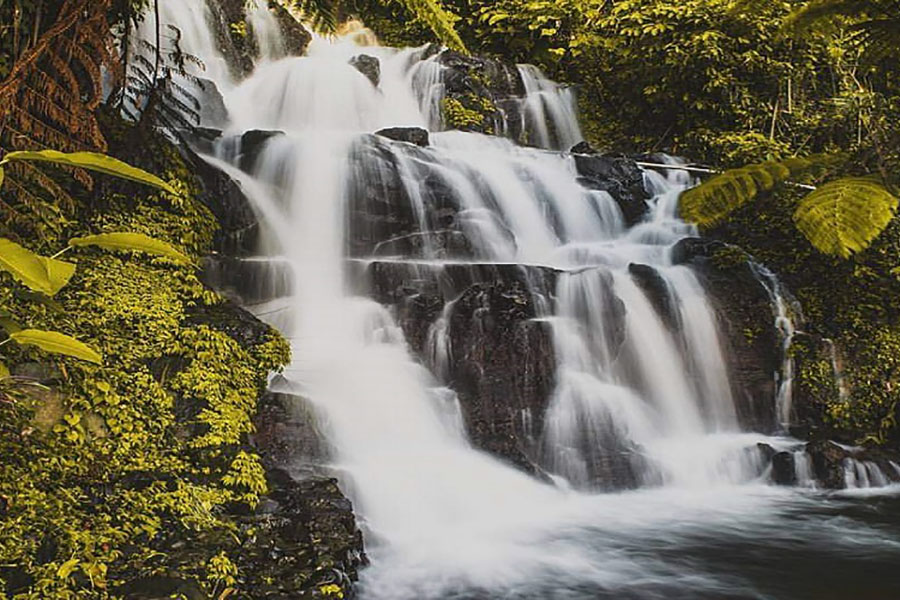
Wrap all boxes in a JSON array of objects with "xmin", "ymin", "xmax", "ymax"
[
  {"xmin": 0, "ymin": 148, "xmax": 186, "ymax": 374},
  {"xmin": 680, "ymin": 158, "xmax": 898, "ymax": 259},
  {"xmin": 783, "ymin": 0, "xmax": 900, "ymax": 67},
  {"xmin": 294, "ymin": 0, "xmax": 467, "ymax": 51}
]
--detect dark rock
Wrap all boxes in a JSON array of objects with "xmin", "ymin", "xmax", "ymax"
[
  {"xmin": 574, "ymin": 155, "xmax": 650, "ymax": 226},
  {"xmin": 570, "ymin": 141, "xmax": 596, "ymax": 155},
  {"xmin": 771, "ymin": 451, "xmax": 797, "ymax": 485},
  {"xmin": 375, "ymin": 127, "xmax": 429, "ymax": 147},
  {"xmin": 688, "ymin": 253, "xmax": 781, "ymax": 432},
  {"xmin": 267, "ymin": 0, "xmax": 311, "ymax": 57},
  {"xmin": 365, "ymin": 261, "xmax": 558, "ymax": 474},
  {"xmin": 253, "ymin": 388, "xmax": 331, "ymax": 474},
  {"xmin": 186, "ymin": 301, "xmax": 272, "ymax": 348},
  {"xmin": 350, "ymin": 54, "xmax": 381, "ymax": 87},
  {"xmin": 670, "ymin": 237, "xmax": 727, "ymax": 265},
  {"xmin": 195, "ymin": 78, "xmax": 229, "ymax": 127},
  {"xmin": 373, "ymin": 230, "xmax": 473, "ymax": 259},
  {"xmin": 201, "ymin": 256, "xmax": 293, "ymax": 305},
  {"xmin": 806, "ymin": 440, "xmax": 849, "ymax": 489},
  {"xmin": 239, "ymin": 129, "xmax": 285, "ymax": 172},
  {"xmin": 628, "ymin": 263, "xmax": 679, "ymax": 331},
  {"xmin": 182, "ymin": 127, "xmax": 224, "ymax": 156}
]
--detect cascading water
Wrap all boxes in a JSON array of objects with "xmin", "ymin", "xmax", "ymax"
[{"xmin": 154, "ymin": 5, "xmax": 900, "ymax": 597}]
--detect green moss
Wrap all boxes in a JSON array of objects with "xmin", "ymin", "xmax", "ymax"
[
  {"xmin": 0, "ymin": 131, "xmax": 289, "ymax": 598},
  {"xmin": 441, "ymin": 94, "xmax": 497, "ymax": 134}
]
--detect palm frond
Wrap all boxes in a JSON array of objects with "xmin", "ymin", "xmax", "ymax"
[
  {"xmin": 793, "ymin": 176, "xmax": 898, "ymax": 258},
  {"xmin": 294, "ymin": 0, "xmax": 341, "ymax": 34},
  {"xmin": 679, "ymin": 154, "xmax": 840, "ymax": 227}
]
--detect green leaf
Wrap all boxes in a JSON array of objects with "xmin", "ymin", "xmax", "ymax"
[
  {"xmin": 679, "ymin": 153, "xmax": 840, "ymax": 227},
  {"xmin": 0, "ymin": 150, "xmax": 178, "ymax": 195},
  {"xmin": 0, "ymin": 361, "xmax": 9, "ymax": 380},
  {"xmin": 10, "ymin": 329, "xmax": 103, "ymax": 364},
  {"xmin": 793, "ymin": 177, "xmax": 899, "ymax": 258},
  {"xmin": 68, "ymin": 233, "xmax": 189, "ymax": 262},
  {"xmin": 0, "ymin": 238, "xmax": 75, "ymax": 295},
  {"xmin": 0, "ymin": 165, "xmax": 4, "ymax": 189}
]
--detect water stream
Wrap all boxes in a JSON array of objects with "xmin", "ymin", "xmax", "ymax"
[{"xmin": 150, "ymin": 5, "xmax": 900, "ymax": 598}]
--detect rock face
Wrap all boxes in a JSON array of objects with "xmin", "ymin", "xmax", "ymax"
[
  {"xmin": 573, "ymin": 154, "xmax": 650, "ymax": 226},
  {"xmin": 350, "ymin": 54, "xmax": 381, "ymax": 87},
  {"xmin": 672, "ymin": 238, "xmax": 781, "ymax": 431},
  {"xmin": 437, "ymin": 49, "xmax": 525, "ymax": 137},
  {"xmin": 375, "ymin": 126, "xmax": 429, "ymax": 147},
  {"xmin": 364, "ymin": 261, "xmax": 558, "ymax": 473}
]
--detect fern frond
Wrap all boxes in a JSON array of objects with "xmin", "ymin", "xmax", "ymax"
[
  {"xmin": 294, "ymin": 0, "xmax": 341, "ymax": 34},
  {"xmin": 793, "ymin": 176, "xmax": 898, "ymax": 258},
  {"xmin": 0, "ymin": 0, "xmax": 116, "ymax": 242},
  {"xmin": 679, "ymin": 154, "xmax": 840, "ymax": 227},
  {"xmin": 396, "ymin": 0, "xmax": 467, "ymax": 52}
]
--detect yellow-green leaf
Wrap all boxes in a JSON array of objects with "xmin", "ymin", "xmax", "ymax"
[
  {"xmin": 793, "ymin": 177, "xmax": 899, "ymax": 258},
  {"xmin": 69, "ymin": 233, "xmax": 189, "ymax": 262},
  {"xmin": 0, "ymin": 238, "xmax": 75, "ymax": 295},
  {"xmin": 0, "ymin": 150, "xmax": 178, "ymax": 195},
  {"xmin": 57, "ymin": 558, "xmax": 80, "ymax": 579},
  {"xmin": 10, "ymin": 329, "xmax": 103, "ymax": 364},
  {"xmin": 0, "ymin": 165, "xmax": 5, "ymax": 189},
  {"xmin": 0, "ymin": 361, "xmax": 9, "ymax": 379}
]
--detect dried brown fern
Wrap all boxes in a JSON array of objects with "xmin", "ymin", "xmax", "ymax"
[{"xmin": 0, "ymin": 0, "xmax": 118, "ymax": 243}]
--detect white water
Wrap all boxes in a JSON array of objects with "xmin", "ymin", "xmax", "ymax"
[{"xmin": 150, "ymin": 6, "xmax": 900, "ymax": 598}]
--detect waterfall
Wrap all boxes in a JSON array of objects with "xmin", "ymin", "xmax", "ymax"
[{"xmin": 150, "ymin": 4, "xmax": 900, "ymax": 597}]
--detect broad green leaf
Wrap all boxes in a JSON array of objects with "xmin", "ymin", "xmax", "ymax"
[
  {"xmin": 57, "ymin": 558, "xmax": 80, "ymax": 579},
  {"xmin": 1, "ymin": 150, "xmax": 178, "ymax": 195},
  {"xmin": 69, "ymin": 233, "xmax": 189, "ymax": 262},
  {"xmin": 10, "ymin": 329, "xmax": 102, "ymax": 364},
  {"xmin": 793, "ymin": 177, "xmax": 899, "ymax": 258},
  {"xmin": 0, "ymin": 238, "xmax": 75, "ymax": 295},
  {"xmin": 0, "ymin": 361, "xmax": 9, "ymax": 379}
]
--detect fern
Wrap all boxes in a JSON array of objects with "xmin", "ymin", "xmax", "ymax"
[
  {"xmin": 295, "ymin": 0, "xmax": 342, "ymax": 34},
  {"xmin": 793, "ymin": 176, "xmax": 898, "ymax": 258},
  {"xmin": 679, "ymin": 154, "xmax": 838, "ymax": 227},
  {"xmin": 0, "ymin": 0, "xmax": 117, "ymax": 242}
]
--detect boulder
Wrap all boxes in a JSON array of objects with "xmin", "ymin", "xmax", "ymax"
[
  {"xmin": 350, "ymin": 54, "xmax": 381, "ymax": 87},
  {"xmin": 375, "ymin": 127, "xmax": 429, "ymax": 147},
  {"xmin": 574, "ymin": 155, "xmax": 650, "ymax": 226},
  {"xmin": 239, "ymin": 129, "xmax": 285, "ymax": 172},
  {"xmin": 267, "ymin": 0, "xmax": 311, "ymax": 57},
  {"xmin": 771, "ymin": 451, "xmax": 797, "ymax": 485}
]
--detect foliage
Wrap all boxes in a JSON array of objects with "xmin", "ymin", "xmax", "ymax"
[
  {"xmin": 295, "ymin": 0, "xmax": 466, "ymax": 51},
  {"xmin": 0, "ymin": 124, "xmax": 290, "ymax": 598},
  {"xmin": 793, "ymin": 176, "xmax": 898, "ymax": 257},
  {"xmin": 6, "ymin": 329, "xmax": 103, "ymax": 365},
  {"xmin": 0, "ymin": 0, "xmax": 118, "ymax": 241}
]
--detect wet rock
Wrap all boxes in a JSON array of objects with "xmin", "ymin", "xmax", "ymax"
[
  {"xmin": 187, "ymin": 301, "xmax": 272, "ymax": 348},
  {"xmin": 239, "ymin": 129, "xmax": 285, "ymax": 172},
  {"xmin": 268, "ymin": 0, "xmax": 311, "ymax": 56},
  {"xmin": 195, "ymin": 78, "xmax": 229, "ymax": 127},
  {"xmin": 686, "ymin": 250, "xmax": 780, "ymax": 432},
  {"xmin": 375, "ymin": 126, "xmax": 429, "ymax": 147},
  {"xmin": 574, "ymin": 155, "xmax": 650, "ymax": 226},
  {"xmin": 201, "ymin": 256, "xmax": 293, "ymax": 305},
  {"xmin": 570, "ymin": 141, "xmax": 596, "ymax": 155},
  {"xmin": 806, "ymin": 440, "xmax": 850, "ymax": 489},
  {"xmin": 373, "ymin": 230, "xmax": 473, "ymax": 259},
  {"xmin": 628, "ymin": 263, "xmax": 679, "ymax": 331},
  {"xmin": 446, "ymin": 271, "xmax": 557, "ymax": 474},
  {"xmin": 771, "ymin": 451, "xmax": 797, "ymax": 485},
  {"xmin": 670, "ymin": 237, "xmax": 727, "ymax": 265},
  {"xmin": 350, "ymin": 54, "xmax": 381, "ymax": 87},
  {"xmin": 253, "ymin": 388, "xmax": 331, "ymax": 473}
]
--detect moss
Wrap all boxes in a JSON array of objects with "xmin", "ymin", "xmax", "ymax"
[
  {"xmin": 0, "ymin": 126, "xmax": 290, "ymax": 598},
  {"xmin": 710, "ymin": 186, "xmax": 900, "ymax": 449},
  {"xmin": 441, "ymin": 94, "xmax": 497, "ymax": 134}
]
